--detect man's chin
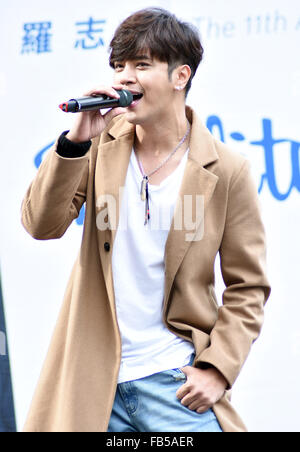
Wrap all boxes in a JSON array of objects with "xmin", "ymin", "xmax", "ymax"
[
  {"xmin": 125, "ymin": 111, "xmax": 147, "ymax": 126},
  {"xmin": 124, "ymin": 110, "xmax": 144, "ymax": 126}
]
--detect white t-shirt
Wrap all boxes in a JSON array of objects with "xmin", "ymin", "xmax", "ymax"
[{"xmin": 112, "ymin": 148, "xmax": 195, "ymax": 383}]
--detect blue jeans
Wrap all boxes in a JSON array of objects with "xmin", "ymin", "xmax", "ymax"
[{"xmin": 108, "ymin": 359, "xmax": 223, "ymax": 432}]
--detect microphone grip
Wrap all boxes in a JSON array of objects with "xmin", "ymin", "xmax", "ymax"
[
  {"xmin": 68, "ymin": 96, "xmax": 120, "ymax": 112},
  {"xmin": 59, "ymin": 89, "xmax": 134, "ymax": 113}
]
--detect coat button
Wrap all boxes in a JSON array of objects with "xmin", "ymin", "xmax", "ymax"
[{"xmin": 104, "ymin": 242, "xmax": 110, "ymax": 252}]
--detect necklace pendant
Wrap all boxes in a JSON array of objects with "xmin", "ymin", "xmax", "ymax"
[{"xmin": 141, "ymin": 176, "xmax": 148, "ymax": 201}]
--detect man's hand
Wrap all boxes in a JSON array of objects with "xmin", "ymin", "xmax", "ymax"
[
  {"xmin": 66, "ymin": 84, "xmax": 127, "ymax": 143},
  {"xmin": 176, "ymin": 366, "xmax": 227, "ymax": 413}
]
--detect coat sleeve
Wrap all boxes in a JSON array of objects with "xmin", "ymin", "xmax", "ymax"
[
  {"xmin": 195, "ymin": 160, "xmax": 271, "ymax": 389},
  {"xmin": 21, "ymin": 138, "xmax": 92, "ymax": 240}
]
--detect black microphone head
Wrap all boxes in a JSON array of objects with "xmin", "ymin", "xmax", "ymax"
[{"xmin": 118, "ymin": 90, "xmax": 133, "ymax": 107}]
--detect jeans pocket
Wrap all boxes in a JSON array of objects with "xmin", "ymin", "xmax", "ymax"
[{"xmin": 169, "ymin": 368, "xmax": 187, "ymax": 382}]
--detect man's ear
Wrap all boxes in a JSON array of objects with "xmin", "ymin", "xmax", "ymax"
[{"xmin": 173, "ymin": 64, "xmax": 192, "ymax": 91}]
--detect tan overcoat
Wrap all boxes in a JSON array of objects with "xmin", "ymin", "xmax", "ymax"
[{"xmin": 21, "ymin": 107, "xmax": 271, "ymax": 432}]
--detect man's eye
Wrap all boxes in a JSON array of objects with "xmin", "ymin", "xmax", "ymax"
[{"xmin": 114, "ymin": 63, "xmax": 124, "ymax": 70}]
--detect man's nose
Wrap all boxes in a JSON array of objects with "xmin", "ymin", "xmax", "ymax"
[{"xmin": 117, "ymin": 64, "xmax": 137, "ymax": 85}]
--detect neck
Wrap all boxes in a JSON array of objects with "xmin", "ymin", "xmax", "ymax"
[{"xmin": 135, "ymin": 107, "xmax": 189, "ymax": 157}]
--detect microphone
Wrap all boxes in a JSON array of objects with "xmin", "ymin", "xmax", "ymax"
[{"xmin": 59, "ymin": 89, "xmax": 141, "ymax": 113}]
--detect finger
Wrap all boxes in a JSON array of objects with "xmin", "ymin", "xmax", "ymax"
[
  {"xmin": 176, "ymin": 384, "xmax": 190, "ymax": 401},
  {"xmin": 112, "ymin": 83, "xmax": 129, "ymax": 91},
  {"xmin": 103, "ymin": 107, "xmax": 127, "ymax": 123},
  {"xmin": 84, "ymin": 86, "xmax": 121, "ymax": 98},
  {"xmin": 188, "ymin": 399, "xmax": 203, "ymax": 411},
  {"xmin": 180, "ymin": 393, "xmax": 198, "ymax": 407},
  {"xmin": 179, "ymin": 365, "xmax": 193, "ymax": 376},
  {"xmin": 196, "ymin": 406, "xmax": 211, "ymax": 414}
]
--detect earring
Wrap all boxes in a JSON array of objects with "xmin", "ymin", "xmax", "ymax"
[{"xmin": 175, "ymin": 86, "xmax": 183, "ymax": 91}]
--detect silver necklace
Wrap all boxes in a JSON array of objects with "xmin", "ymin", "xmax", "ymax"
[{"xmin": 135, "ymin": 122, "xmax": 191, "ymax": 225}]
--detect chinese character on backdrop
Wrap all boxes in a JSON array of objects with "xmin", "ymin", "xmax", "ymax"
[
  {"xmin": 21, "ymin": 22, "xmax": 52, "ymax": 54},
  {"xmin": 75, "ymin": 17, "xmax": 106, "ymax": 49}
]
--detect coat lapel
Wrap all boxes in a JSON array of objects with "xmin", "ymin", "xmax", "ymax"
[
  {"xmin": 94, "ymin": 118, "xmax": 134, "ymax": 314},
  {"xmin": 96, "ymin": 123, "xmax": 134, "ymax": 244},
  {"xmin": 164, "ymin": 108, "xmax": 219, "ymax": 307}
]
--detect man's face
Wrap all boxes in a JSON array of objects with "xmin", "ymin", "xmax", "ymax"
[{"xmin": 113, "ymin": 52, "xmax": 177, "ymax": 125}]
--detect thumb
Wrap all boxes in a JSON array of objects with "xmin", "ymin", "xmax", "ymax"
[{"xmin": 179, "ymin": 365, "xmax": 192, "ymax": 376}]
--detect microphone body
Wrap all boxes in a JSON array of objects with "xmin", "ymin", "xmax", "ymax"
[{"xmin": 59, "ymin": 89, "xmax": 134, "ymax": 113}]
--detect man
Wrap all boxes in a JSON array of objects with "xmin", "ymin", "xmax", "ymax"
[{"xmin": 21, "ymin": 8, "xmax": 271, "ymax": 432}]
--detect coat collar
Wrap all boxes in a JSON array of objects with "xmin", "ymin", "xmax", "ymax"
[
  {"xmin": 106, "ymin": 106, "xmax": 219, "ymax": 167},
  {"xmin": 95, "ymin": 107, "xmax": 219, "ymax": 312}
]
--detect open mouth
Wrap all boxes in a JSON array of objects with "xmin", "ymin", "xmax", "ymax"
[
  {"xmin": 132, "ymin": 93, "xmax": 143, "ymax": 101},
  {"xmin": 128, "ymin": 93, "xmax": 143, "ymax": 109}
]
